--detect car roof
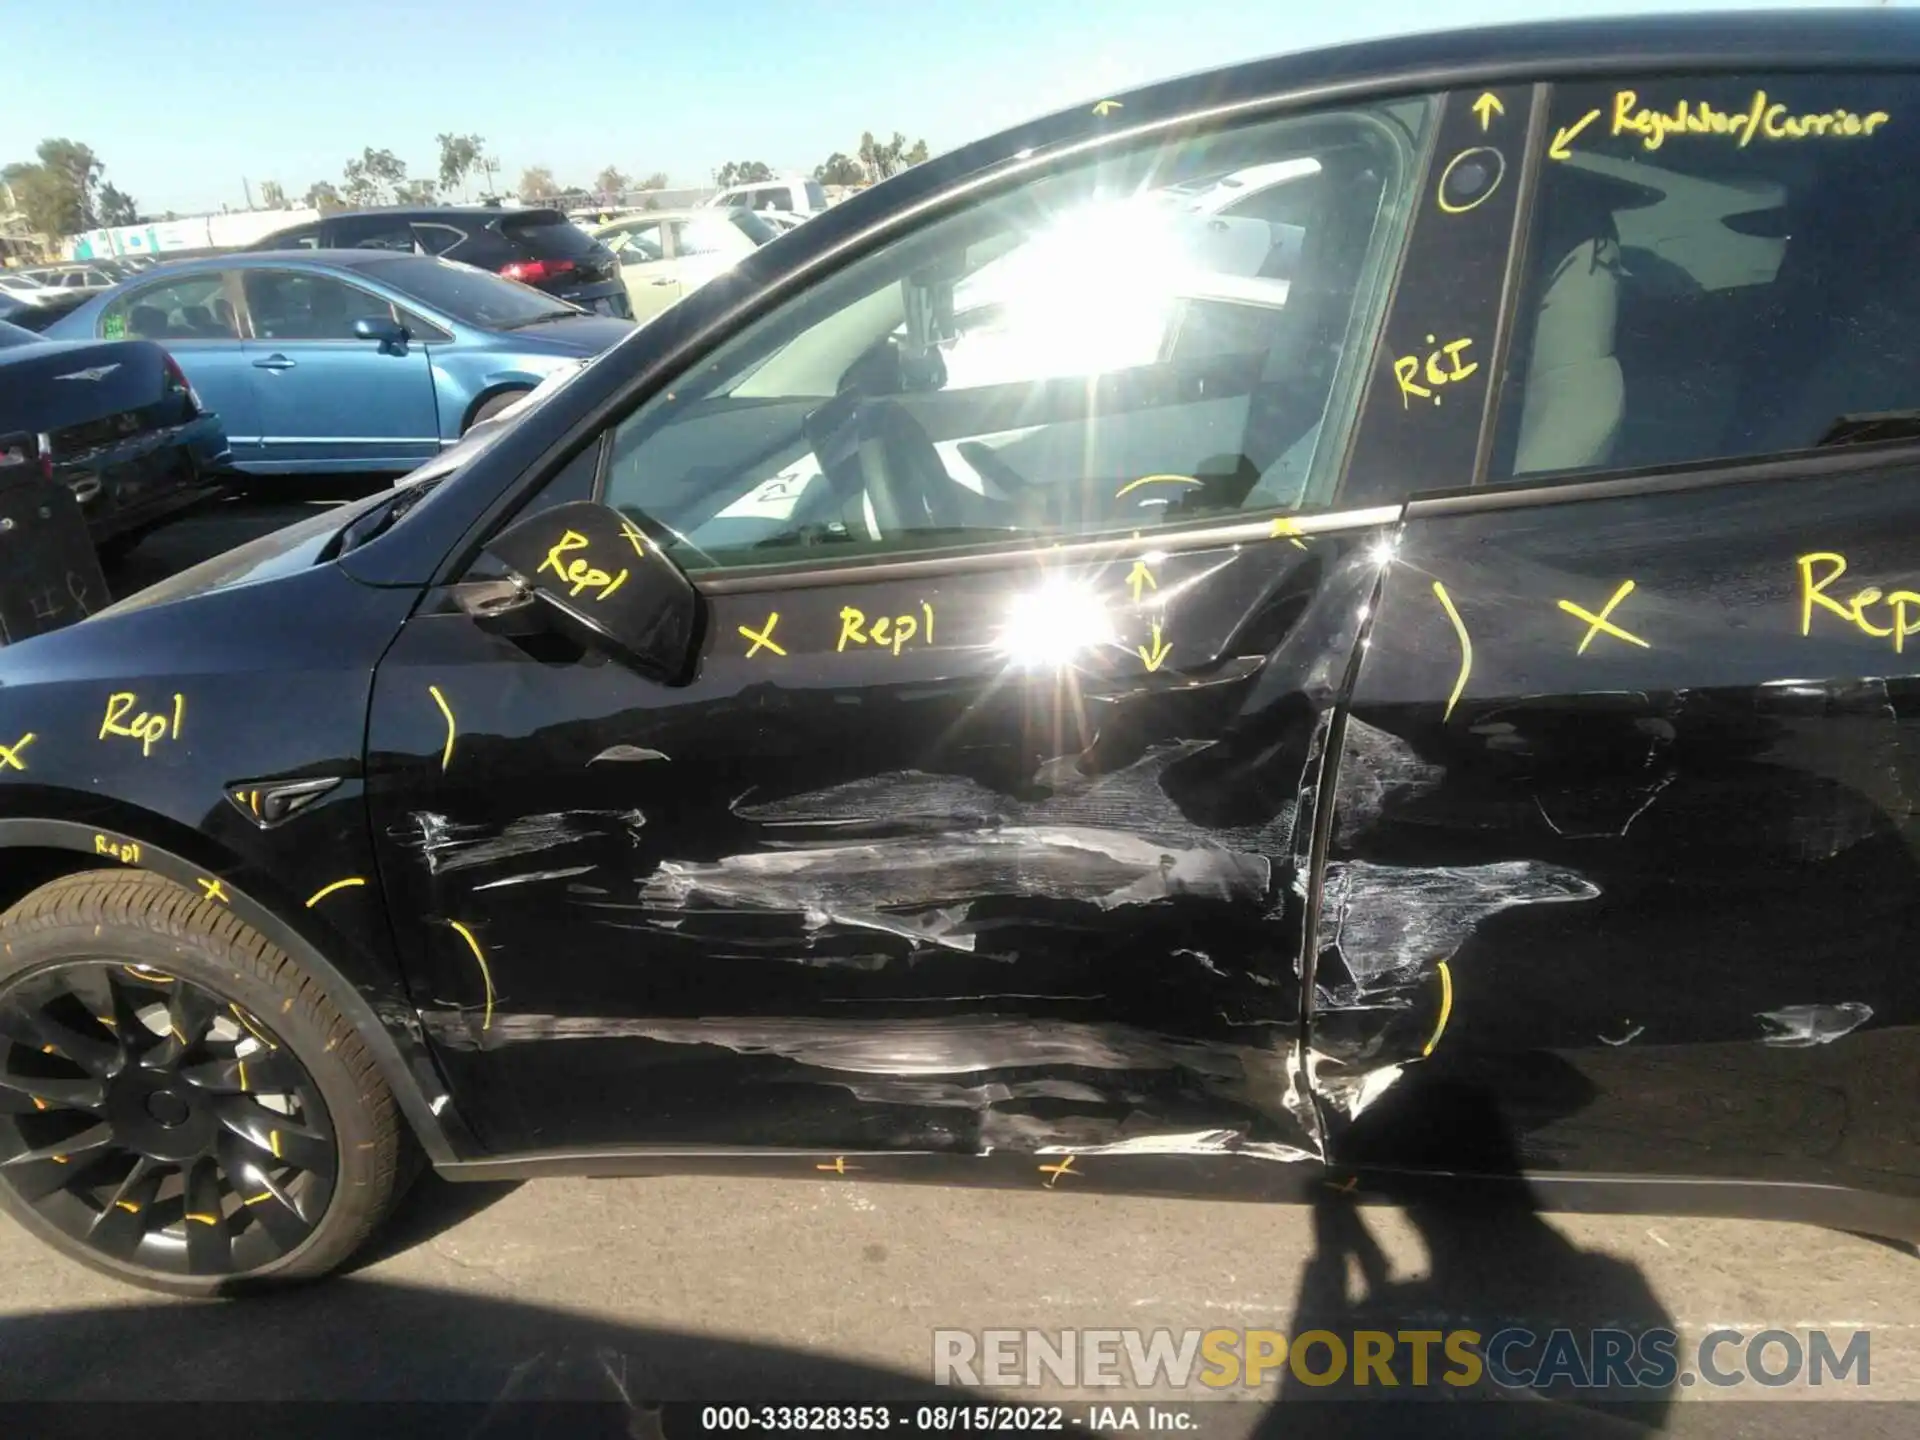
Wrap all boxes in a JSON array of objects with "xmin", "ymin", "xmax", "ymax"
[
  {"xmin": 305, "ymin": 206, "xmax": 551, "ymax": 223},
  {"xmin": 118, "ymin": 249, "xmax": 448, "ymax": 278}
]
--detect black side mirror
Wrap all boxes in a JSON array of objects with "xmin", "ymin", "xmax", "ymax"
[
  {"xmin": 480, "ymin": 500, "xmax": 701, "ymax": 684},
  {"xmin": 352, "ymin": 315, "xmax": 408, "ymax": 348}
]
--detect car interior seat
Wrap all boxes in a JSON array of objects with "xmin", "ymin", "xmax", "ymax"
[
  {"xmin": 127, "ymin": 305, "xmax": 167, "ymax": 339},
  {"xmin": 1510, "ymin": 180, "xmax": 1626, "ymax": 476}
]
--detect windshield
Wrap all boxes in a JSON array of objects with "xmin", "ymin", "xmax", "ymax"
[{"xmin": 353, "ymin": 256, "xmax": 575, "ymax": 329}]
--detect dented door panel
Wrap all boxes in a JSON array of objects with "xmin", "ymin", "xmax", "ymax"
[
  {"xmin": 364, "ymin": 517, "xmax": 1396, "ymax": 1163},
  {"xmin": 1321, "ymin": 461, "xmax": 1920, "ymax": 1193}
]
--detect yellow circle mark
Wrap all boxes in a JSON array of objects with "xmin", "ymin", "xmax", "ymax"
[{"xmin": 1436, "ymin": 146, "xmax": 1507, "ymax": 215}]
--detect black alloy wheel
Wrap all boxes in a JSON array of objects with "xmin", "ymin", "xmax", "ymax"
[{"xmin": 0, "ymin": 960, "xmax": 337, "ymax": 1278}]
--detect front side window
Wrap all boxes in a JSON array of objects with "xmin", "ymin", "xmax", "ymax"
[
  {"xmin": 1496, "ymin": 71, "xmax": 1917, "ymax": 480},
  {"xmin": 243, "ymin": 270, "xmax": 393, "ymax": 340},
  {"xmin": 102, "ymin": 273, "xmax": 239, "ymax": 340},
  {"xmin": 600, "ymin": 102, "xmax": 1428, "ymax": 573},
  {"xmin": 605, "ymin": 222, "xmax": 666, "ymax": 261}
]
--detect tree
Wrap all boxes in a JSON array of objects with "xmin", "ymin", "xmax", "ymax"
[
  {"xmin": 594, "ymin": 165, "xmax": 629, "ymax": 196},
  {"xmin": 97, "ymin": 182, "xmax": 138, "ymax": 227},
  {"xmin": 857, "ymin": 130, "xmax": 927, "ymax": 182},
  {"xmin": 36, "ymin": 139, "xmax": 104, "ymax": 226},
  {"xmin": 340, "ymin": 147, "xmax": 406, "ymax": 208},
  {"xmin": 517, "ymin": 165, "xmax": 557, "ymax": 201},
  {"xmin": 303, "ymin": 180, "xmax": 344, "ymax": 214},
  {"xmin": 814, "ymin": 152, "xmax": 863, "ymax": 186},
  {"xmin": 638, "ymin": 170, "xmax": 669, "ymax": 191},
  {"xmin": 258, "ymin": 179, "xmax": 287, "ymax": 210},
  {"xmin": 2, "ymin": 163, "xmax": 78, "ymax": 237},
  {"xmin": 714, "ymin": 160, "xmax": 773, "ymax": 188},
  {"xmin": 1, "ymin": 137, "xmax": 112, "ymax": 237},
  {"xmin": 395, "ymin": 178, "xmax": 438, "ymax": 205},
  {"xmin": 437, "ymin": 133, "xmax": 484, "ymax": 200}
]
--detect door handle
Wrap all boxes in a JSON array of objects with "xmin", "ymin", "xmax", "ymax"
[
  {"xmin": 252, "ymin": 354, "xmax": 297, "ymax": 371},
  {"xmin": 649, "ymin": 278, "xmax": 676, "ymax": 286}
]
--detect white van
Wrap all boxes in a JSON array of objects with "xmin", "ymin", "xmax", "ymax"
[{"xmin": 705, "ymin": 178, "xmax": 829, "ymax": 216}]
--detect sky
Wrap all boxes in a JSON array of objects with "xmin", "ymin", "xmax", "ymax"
[{"xmin": 1, "ymin": 0, "xmax": 1901, "ymax": 217}]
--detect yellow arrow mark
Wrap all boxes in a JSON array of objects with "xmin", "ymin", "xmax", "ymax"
[
  {"xmin": 1549, "ymin": 108, "xmax": 1602, "ymax": 161},
  {"xmin": 1092, "ymin": 99, "xmax": 1123, "ymax": 116},
  {"xmin": 1472, "ymin": 92, "xmax": 1505, "ymax": 130},
  {"xmin": 1270, "ymin": 516, "xmax": 1309, "ymax": 551},
  {"xmin": 1137, "ymin": 621, "xmax": 1171, "ymax": 673},
  {"xmin": 1126, "ymin": 559, "xmax": 1156, "ymax": 603}
]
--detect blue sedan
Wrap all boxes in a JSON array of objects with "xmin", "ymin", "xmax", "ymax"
[{"xmin": 45, "ymin": 251, "xmax": 635, "ymax": 475}]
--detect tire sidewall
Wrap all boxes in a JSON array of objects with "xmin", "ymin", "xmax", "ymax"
[{"xmin": 0, "ymin": 898, "xmax": 386, "ymax": 1296}]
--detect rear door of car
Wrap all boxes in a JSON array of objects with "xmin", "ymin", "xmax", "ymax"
[
  {"xmin": 1327, "ymin": 68, "xmax": 1920, "ymax": 1207},
  {"xmin": 360, "ymin": 86, "xmax": 1455, "ymax": 1164},
  {"xmin": 98, "ymin": 270, "xmax": 262, "ymax": 461}
]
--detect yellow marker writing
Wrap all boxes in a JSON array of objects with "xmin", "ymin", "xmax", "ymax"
[
  {"xmin": 739, "ymin": 612, "xmax": 787, "ymax": 658},
  {"xmin": 1393, "ymin": 337, "xmax": 1477, "ymax": 408},
  {"xmin": 0, "ymin": 732, "xmax": 32, "ymax": 772},
  {"xmin": 1799, "ymin": 551, "xmax": 1920, "ymax": 650},
  {"xmin": 99, "ymin": 692, "xmax": 186, "ymax": 757},
  {"xmin": 536, "ymin": 529, "xmax": 629, "ymax": 600},
  {"xmin": 837, "ymin": 602, "xmax": 935, "ymax": 656},
  {"xmin": 1557, "ymin": 580, "xmax": 1651, "ymax": 654}
]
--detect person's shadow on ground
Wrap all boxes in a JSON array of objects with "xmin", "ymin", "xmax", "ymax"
[{"xmin": 1256, "ymin": 1082, "xmax": 1677, "ymax": 1439}]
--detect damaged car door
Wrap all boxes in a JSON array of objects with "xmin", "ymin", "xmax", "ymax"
[
  {"xmin": 361, "ymin": 93, "xmax": 1439, "ymax": 1168},
  {"xmin": 1323, "ymin": 70, "xmax": 1920, "ymax": 1212}
]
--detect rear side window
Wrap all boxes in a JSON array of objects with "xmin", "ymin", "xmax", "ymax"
[
  {"xmin": 1495, "ymin": 71, "xmax": 1917, "ymax": 480},
  {"xmin": 501, "ymin": 212, "xmax": 603, "ymax": 257},
  {"xmin": 412, "ymin": 223, "xmax": 466, "ymax": 257},
  {"xmin": 805, "ymin": 180, "xmax": 828, "ymax": 210},
  {"xmin": 102, "ymin": 273, "xmax": 239, "ymax": 340}
]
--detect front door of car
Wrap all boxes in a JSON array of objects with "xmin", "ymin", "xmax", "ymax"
[
  {"xmin": 238, "ymin": 268, "xmax": 440, "ymax": 468},
  {"xmin": 1320, "ymin": 68, "xmax": 1920, "ymax": 1202},
  {"xmin": 361, "ymin": 90, "xmax": 1455, "ymax": 1162}
]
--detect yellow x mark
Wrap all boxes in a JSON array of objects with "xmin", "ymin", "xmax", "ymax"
[
  {"xmin": 0, "ymin": 732, "xmax": 33, "ymax": 772},
  {"xmin": 1557, "ymin": 580, "xmax": 1650, "ymax": 654},
  {"xmin": 197, "ymin": 877, "xmax": 230, "ymax": 904},
  {"xmin": 739, "ymin": 612, "xmax": 787, "ymax": 658},
  {"xmin": 1039, "ymin": 1155, "xmax": 1079, "ymax": 1188}
]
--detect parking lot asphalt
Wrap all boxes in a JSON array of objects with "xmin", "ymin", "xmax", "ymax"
[{"xmin": 3, "ymin": 494, "xmax": 1914, "ymax": 1432}]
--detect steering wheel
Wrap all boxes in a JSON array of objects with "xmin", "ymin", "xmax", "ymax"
[{"xmin": 854, "ymin": 399, "xmax": 968, "ymax": 534}]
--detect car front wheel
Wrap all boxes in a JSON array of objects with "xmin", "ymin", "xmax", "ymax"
[{"xmin": 0, "ymin": 870, "xmax": 409, "ymax": 1295}]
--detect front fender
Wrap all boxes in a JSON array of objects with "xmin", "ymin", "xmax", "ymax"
[{"xmin": 0, "ymin": 562, "xmax": 476, "ymax": 1163}]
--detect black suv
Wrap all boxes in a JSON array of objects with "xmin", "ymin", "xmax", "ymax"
[{"xmin": 245, "ymin": 207, "xmax": 631, "ymax": 319}]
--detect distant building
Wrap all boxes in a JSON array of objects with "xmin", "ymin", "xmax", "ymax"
[{"xmin": 65, "ymin": 208, "xmax": 319, "ymax": 261}]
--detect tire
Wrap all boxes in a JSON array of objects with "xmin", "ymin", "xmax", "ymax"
[
  {"xmin": 464, "ymin": 389, "xmax": 530, "ymax": 433},
  {"xmin": 0, "ymin": 870, "xmax": 409, "ymax": 1296}
]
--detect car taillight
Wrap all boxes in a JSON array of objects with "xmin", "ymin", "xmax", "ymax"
[
  {"xmin": 499, "ymin": 257, "xmax": 576, "ymax": 284},
  {"xmin": 161, "ymin": 350, "xmax": 202, "ymax": 412}
]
